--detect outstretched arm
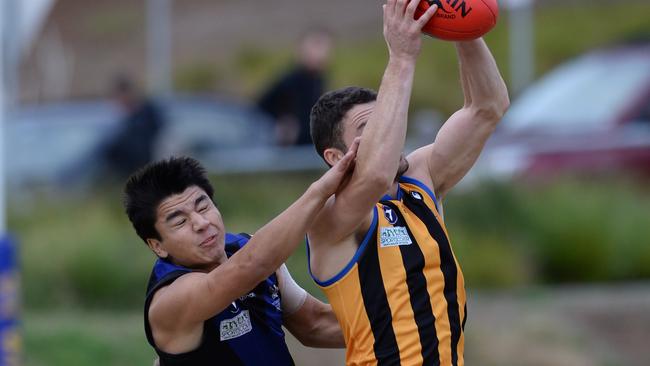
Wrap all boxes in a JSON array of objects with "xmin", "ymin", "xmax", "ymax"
[
  {"xmin": 311, "ymin": 0, "xmax": 439, "ymax": 244},
  {"xmin": 284, "ymin": 294, "xmax": 344, "ymax": 348},
  {"xmin": 278, "ymin": 265, "xmax": 344, "ymax": 348},
  {"xmin": 149, "ymin": 139, "xmax": 360, "ymax": 343},
  {"xmin": 407, "ymin": 38, "xmax": 510, "ymax": 200}
]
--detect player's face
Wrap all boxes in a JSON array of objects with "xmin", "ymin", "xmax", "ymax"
[
  {"xmin": 341, "ymin": 102, "xmax": 409, "ymax": 178},
  {"xmin": 149, "ymin": 186, "xmax": 226, "ymax": 271}
]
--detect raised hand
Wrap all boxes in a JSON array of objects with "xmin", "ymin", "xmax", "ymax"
[
  {"xmin": 313, "ymin": 137, "xmax": 361, "ymax": 197},
  {"xmin": 383, "ymin": 0, "xmax": 438, "ymax": 61}
]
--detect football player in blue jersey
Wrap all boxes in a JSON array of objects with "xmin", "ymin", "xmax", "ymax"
[{"xmin": 124, "ymin": 140, "xmax": 358, "ymax": 365}]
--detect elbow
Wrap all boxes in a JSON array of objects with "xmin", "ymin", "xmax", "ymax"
[
  {"xmin": 472, "ymin": 95, "xmax": 510, "ymax": 126},
  {"xmin": 498, "ymin": 93, "xmax": 511, "ymax": 117},
  {"xmin": 297, "ymin": 333, "xmax": 319, "ymax": 348},
  {"xmin": 358, "ymin": 168, "xmax": 394, "ymax": 194},
  {"xmin": 233, "ymin": 252, "xmax": 272, "ymax": 288},
  {"xmin": 491, "ymin": 86, "xmax": 511, "ymax": 120}
]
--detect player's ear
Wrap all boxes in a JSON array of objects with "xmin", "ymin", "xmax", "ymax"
[
  {"xmin": 323, "ymin": 147, "xmax": 345, "ymax": 167},
  {"xmin": 147, "ymin": 238, "xmax": 168, "ymax": 259}
]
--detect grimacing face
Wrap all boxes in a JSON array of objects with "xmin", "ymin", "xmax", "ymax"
[
  {"xmin": 328, "ymin": 101, "xmax": 408, "ymax": 178},
  {"xmin": 146, "ymin": 185, "xmax": 227, "ymax": 271}
]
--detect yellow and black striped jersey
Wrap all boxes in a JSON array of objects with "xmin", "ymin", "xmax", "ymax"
[{"xmin": 308, "ymin": 176, "xmax": 466, "ymax": 366}]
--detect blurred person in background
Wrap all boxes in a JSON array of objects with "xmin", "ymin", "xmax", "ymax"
[
  {"xmin": 257, "ymin": 28, "xmax": 333, "ymax": 146},
  {"xmin": 307, "ymin": 1, "xmax": 509, "ymax": 365},
  {"xmin": 104, "ymin": 75, "xmax": 165, "ymax": 178},
  {"xmin": 124, "ymin": 151, "xmax": 358, "ymax": 365}
]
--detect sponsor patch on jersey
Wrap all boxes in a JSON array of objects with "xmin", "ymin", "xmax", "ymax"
[
  {"xmin": 239, "ymin": 292, "xmax": 256, "ymax": 302},
  {"xmin": 380, "ymin": 226, "xmax": 413, "ymax": 247},
  {"xmin": 220, "ymin": 310, "xmax": 253, "ymax": 341},
  {"xmin": 410, "ymin": 191, "xmax": 423, "ymax": 200},
  {"xmin": 382, "ymin": 205, "xmax": 399, "ymax": 225}
]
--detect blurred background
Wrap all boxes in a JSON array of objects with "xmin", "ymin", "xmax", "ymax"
[{"xmin": 1, "ymin": 0, "xmax": 649, "ymax": 365}]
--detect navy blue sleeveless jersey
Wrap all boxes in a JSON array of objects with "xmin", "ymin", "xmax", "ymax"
[{"xmin": 144, "ymin": 233, "xmax": 295, "ymax": 366}]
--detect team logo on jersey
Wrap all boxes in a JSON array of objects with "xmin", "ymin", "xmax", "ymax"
[
  {"xmin": 382, "ymin": 205, "xmax": 399, "ymax": 225},
  {"xmin": 229, "ymin": 301, "xmax": 240, "ymax": 313},
  {"xmin": 220, "ymin": 310, "xmax": 253, "ymax": 341},
  {"xmin": 410, "ymin": 191, "xmax": 423, "ymax": 200},
  {"xmin": 380, "ymin": 226, "xmax": 413, "ymax": 247}
]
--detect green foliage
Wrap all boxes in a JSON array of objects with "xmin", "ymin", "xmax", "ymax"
[
  {"xmin": 229, "ymin": 45, "xmax": 294, "ymax": 97},
  {"xmin": 174, "ymin": 62, "xmax": 223, "ymax": 93},
  {"xmin": 11, "ymin": 191, "xmax": 150, "ymax": 310},
  {"xmin": 24, "ymin": 310, "xmax": 155, "ymax": 366},
  {"xmin": 445, "ymin": 179, "xmax": 650, "ymax": 286},
  {"xmin": 11, "ymin": 175, "xmax": 650, "ymax": 312},
  {"xmin": 83, "ymin": 8, "xmax": 141, "ymax": 39}
]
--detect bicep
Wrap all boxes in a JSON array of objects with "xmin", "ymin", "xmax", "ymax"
[
  {"xmin": 150, "ymin": 260, "xmax": 266, "ymax": 330},
  {"xmin": 414, "ymin": 108, "xmax": 496, "ymax": 198},
  {"xmin": 282, "ymin": 294, "xmax": 325, "ymax": 338},
  {"xmin": 283, "ymin": 294, "xmax": 345, "ymax": 348}
]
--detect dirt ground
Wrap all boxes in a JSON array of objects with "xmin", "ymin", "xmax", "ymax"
[{"xmin": 285, "ymin": 282, "xmax": 650, "ymax": 366}]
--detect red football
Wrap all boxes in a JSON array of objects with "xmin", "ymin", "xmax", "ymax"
[{"xmin": 415, "ymin": 0, "xmax": 499, "ymax": 41}]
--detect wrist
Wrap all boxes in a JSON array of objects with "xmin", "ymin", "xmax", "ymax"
[
  {"xmin": 307, "ymin": 181, "xmax": 330, "ymax": 203},
  {"xmin": 387, "ymin": 54, "xmax": 418, "ymax": 69}
]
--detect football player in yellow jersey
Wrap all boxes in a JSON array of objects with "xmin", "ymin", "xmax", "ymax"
[{"xmin": 306, "ymin": 1, "xmax": 509, "ymax": 365}]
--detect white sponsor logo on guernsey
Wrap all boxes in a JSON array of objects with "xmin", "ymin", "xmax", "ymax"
[
  {"xmin": 380, "ymin": 226, "xmax": 413, "ymax": 247},
  {"xmin": 269, "ymin": 284, "xmax": 281, "ymax": 311},
  {"xmin": 238, "ymin": 292, "xmax": 255, "ymax": 302},
  {"xmin": 411, "ymin": 191, "xmax": 422, "ymax": 200},
  {"xmin": 220, "ymin": 310, "xmax": 253, "ymax": 341}
]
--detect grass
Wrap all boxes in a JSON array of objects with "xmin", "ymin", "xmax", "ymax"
[{"xmin": 23, "ymin": 310, "xmax": 155, "ymax": 366}]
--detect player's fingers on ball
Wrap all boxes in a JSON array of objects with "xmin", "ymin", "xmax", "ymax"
[
  {"xmin": 405, "ymin": 0, "xmax": 419, "ymax": 18},
  {"xmin": 395, "ymin": 0, "xmax": 408, "ymax": 15},
  {"xmin": 416, "ymin": 4, "xmax": 438, "ymax": 28}
]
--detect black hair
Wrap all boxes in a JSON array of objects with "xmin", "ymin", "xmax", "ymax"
[
  {"xmin": 123, "ymin": 156, "xmax": 214, "ymax": 243},
  {"xmin": 310, "ymin": 86, "xmax": 377, "ymax": 163}
]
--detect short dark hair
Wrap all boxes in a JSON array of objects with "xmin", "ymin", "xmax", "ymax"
[
  {"xmin": 310, "ymin": 86, "xmax": 377, "ymax": 162},
  {"xmin": 123, "ymin": 156, "xmax": 214, "ymax": 243}
]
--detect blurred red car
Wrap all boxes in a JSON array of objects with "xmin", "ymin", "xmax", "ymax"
[{"xmin": 467, "ymin": 41, "xmax": 650, "ymax": 184}]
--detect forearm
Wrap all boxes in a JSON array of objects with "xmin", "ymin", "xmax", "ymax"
[
  {"xmin": 286, "ymin": 298, "xmax": 345, "ymax": 348},
  {"xmin": 353, "ymin": 0, "xmax": 434, "ymax": 186},
  {"xmin": 356, "ymin": 57, "xmax": 415, "ymax": 182},
  {"xmin": 455, "ymin": 39, "xmax": 509, "ymax": 114},
  {"xmin": 423, "ymin": 40, "xmax": 509, "ymax": 197},
  {"xmin": 225, "ymin": 185, "xmax": 328, "ymax": 290},
  {"xmin": 306, "ymin": 304, "xmax": 345, "ymax": 348}
]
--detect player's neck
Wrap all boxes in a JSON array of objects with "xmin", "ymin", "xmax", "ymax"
[{"xmin": 386, "ymin": 181, "xmax": 400, "ymax": 198}]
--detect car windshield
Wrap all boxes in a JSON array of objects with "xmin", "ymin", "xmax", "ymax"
[{"xmin": 502, "ymin": 49, "xmax": 650, "ymax": 132}]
